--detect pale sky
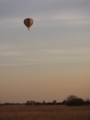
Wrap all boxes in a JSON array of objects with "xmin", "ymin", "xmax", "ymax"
[{"xmin": 0, "ymin": 0, "xmax": 90, "ymax": 103}]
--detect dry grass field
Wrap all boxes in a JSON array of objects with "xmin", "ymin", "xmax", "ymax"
[{"xmin": 0, "ymin": 105, "xmax": 90, "ymax": 120}]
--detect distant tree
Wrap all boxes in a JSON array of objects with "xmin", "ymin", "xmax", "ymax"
[
  {"xmin": 57, "ymin": 102, "xmax": 62, "ymax": 105},
  {"xmin": 62, "ymin": 100, "xmax": 67, "ymax": 105},
  {"xmin": 4, "ymin": 102, "xmax": 10, "ymax": 106},
  {"xmin": 46, "ymin": 102, "xmax": 53, "ymax": 105},
  {"xmin": 35, "ymin": 102, "xmax": 41, "ymax": 105},
  {"xmin": 66, "ymin": 95, "xmax": 84, "ymax": 106},
  {"xmin": 26, "ymin": 100, "xmax": 36, "ymax": 105},
  {"xmin": 42, "ymin": 101, "xmax": 46, "ymax": 105},
  {"xmin": 53, "ymin": 100, "xmax": 57, "ymax": 105},
  {"xmin": 85, "ymin": 99, "xmax": 90, "ymax": 105}
]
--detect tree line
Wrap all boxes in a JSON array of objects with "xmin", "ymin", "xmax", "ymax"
[{"xmin": 1, "ymin": 95, "xmax": 90, "ymax": 106}]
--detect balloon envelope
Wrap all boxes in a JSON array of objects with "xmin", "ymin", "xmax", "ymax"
[{"xmin": 24, "ymin": 18, "xmax": 33, "ymax": 30}]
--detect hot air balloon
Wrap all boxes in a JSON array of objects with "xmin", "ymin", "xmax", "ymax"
[{"xmin": 24, "ymin": 18, "xmax": 34, "ymax": 30}]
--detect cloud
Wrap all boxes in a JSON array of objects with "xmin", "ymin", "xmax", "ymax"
[
  {"xmin": 44, "ymin": 48, "xmax": 90, "ymax": 54},
  {"xmin": 0, "ymin": 18, "xmax": 23, "ymax": 28},
  {"xmin": 0, "ymin": 0, "xmax": 90, "ymax": 28},
  {"xmin": 0, "ymin": 47, "xmax": 90, "ymax": 67},
  {"xmin": 50, "ymin": 11, "xmax": 90, "ymax": 20},
  {"xmin": 0, "ymin": 0, "xmax": 90, "ymax": 66},
  {"xmin": 0, "ymin": 51, "xmax": 25, "ymax": 56},
  {"xmin": 0, "ymin": 0, "xmax": 90, "ymax": 19}
]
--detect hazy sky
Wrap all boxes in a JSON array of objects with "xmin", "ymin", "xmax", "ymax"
[{"xmin": 0, "ymin": 0, "xmax": 90, "ymax": 103}]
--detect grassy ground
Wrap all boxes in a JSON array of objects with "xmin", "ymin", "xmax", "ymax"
[{"xmin": 0, "ymin": 105, "xmax": 90, "ymax": 120}]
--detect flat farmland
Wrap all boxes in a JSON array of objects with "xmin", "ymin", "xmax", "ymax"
[{"xmin": 0, "ymin": 105, "xmax": 90, "ymax": 120}]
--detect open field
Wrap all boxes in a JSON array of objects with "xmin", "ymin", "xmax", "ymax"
[{"xmin": 0, "ymin": 105, "xmax": 90, "ymax": 120}]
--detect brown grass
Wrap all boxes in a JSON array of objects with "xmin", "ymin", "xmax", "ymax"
[{"xmin": 0, "ymin": 105, "xmax": 90, "ymax": 120}]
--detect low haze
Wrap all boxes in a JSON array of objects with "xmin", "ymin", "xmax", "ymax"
[{"xmin": 0, "ymin": 0, "xmax": 90, "ymax": 103}]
